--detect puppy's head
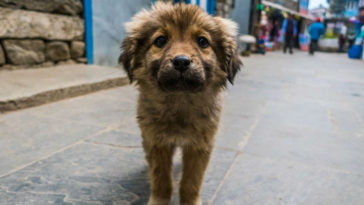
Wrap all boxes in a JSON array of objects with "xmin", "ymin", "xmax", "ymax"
[{"xmin": 119, "ymin": 3, "xmax": 242, "ymax": 92}]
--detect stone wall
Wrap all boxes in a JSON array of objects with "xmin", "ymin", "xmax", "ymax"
[{"xmin": 0, "ymin": 0, "xmax": 86, "ymax": 69}]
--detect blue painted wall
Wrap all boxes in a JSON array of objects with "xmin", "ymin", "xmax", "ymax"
[
  {"xmin": 92, "ymin": 0, "xmax": 151, "ymax": 67},
  {"xmin": 231, "ymin": 0, "xmax": 251, "ymax": 36},
  {"xmin": 84, "ymin": 0, "xmax": 93, "ymax": 64}
]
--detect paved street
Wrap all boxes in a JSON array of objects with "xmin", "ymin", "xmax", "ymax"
[{"xmin": 1, "ymin": 51, "xmax": 364, "ymax": 205}]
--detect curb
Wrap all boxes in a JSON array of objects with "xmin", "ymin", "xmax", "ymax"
[{"xmin": 0, "ymin": 77, "xmax": 129, "ymax": 113}]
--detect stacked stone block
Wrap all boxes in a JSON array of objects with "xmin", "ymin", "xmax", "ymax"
[{"xmin": 0, "ymin": 0, "xmax": 86, "ymax": 69}]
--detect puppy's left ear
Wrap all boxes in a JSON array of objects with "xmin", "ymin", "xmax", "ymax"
[
  {"xmin": 214, "ymin": 17, "xmax": 242, "ymax": 84},
  {"xmin": 119, "ymin": 37, "xmax": 137, "ymax": 82}
]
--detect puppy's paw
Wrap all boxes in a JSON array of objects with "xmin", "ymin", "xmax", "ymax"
[
  {"xmin": 147, "ymin": 196, "xmax": 170, "ymax": 205},
  {"xmin": 181, "ymin": 197, "xmax": 202, "ymax": 205}
]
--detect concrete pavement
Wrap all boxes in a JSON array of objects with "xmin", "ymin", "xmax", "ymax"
[
  {"xmin": 0, "ymin": 64, "xmax": 128, "ymax": 113},
  {"xmin": 0, "ymin": 51, "xmax": 364, "ymax": 204}
]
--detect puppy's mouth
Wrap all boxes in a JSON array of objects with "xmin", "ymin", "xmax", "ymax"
[{"xmin": 157, "ymin": 69, "xmax": 205, "ymax": 92}]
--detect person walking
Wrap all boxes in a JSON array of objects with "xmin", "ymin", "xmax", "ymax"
[
  {"xmin": 269, "ymin": 20, "xmax": 279, "ymax": 42},
  {"xmin": 338, "ymin": 34, "xmax": 346, "ymax": 52},
  {"xmin": 347, "ymin": 33, "xmax": 356, "ymax": 49},
  {"xmin": 309, "ymin": 18, "xmax": 325, "ymax": 55},
  {"xmin": 281, "ymin": 14, "xmax": 297, "ymax": 54}
]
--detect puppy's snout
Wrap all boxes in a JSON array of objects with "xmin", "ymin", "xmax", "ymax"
[{"xmin": 172, "ymin": 56, "xmax": 191, "ymax": 73}]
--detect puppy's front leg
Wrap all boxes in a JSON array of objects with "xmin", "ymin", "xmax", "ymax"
[
  {"xmin": 179, "ymin": 145, "xmax": 212, "ymax": 205},
  {"xmin": 143, "ymin": 141, "xmax": 175, "ymax": 205}
]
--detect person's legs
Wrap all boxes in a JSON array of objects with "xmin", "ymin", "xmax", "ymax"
[
  {"xmin": 348, "ymin": 40, "xmax": 354, "ymax": 49},
  {"xmin": 283, "ymin": 37, "xmax": 287, "ymax": 53},
  {"xmin": 309, "ymin": 40, "xmax": 314, "ymax": 55},
  {"xmin": 339, "ymin": 43, "xmax": 344, "ymax": 52},
  {"xmin": 284, "ymin": 33, "xmax": 293, "ymax": 54},
  {"xmin": 313, "ymin": 40, "xmax": 318, "ymax": 54},
  {"xmin": 310, "ymin": 39, "xmax": 317, "ymax": 55},
  {"xmin": 288, "ymin": 34, "xmax": 293, "ymax": 54}
]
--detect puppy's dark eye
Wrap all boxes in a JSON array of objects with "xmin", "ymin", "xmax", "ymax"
[
  {"xmin": 197, "ymin": 37, "xmax": 209, "ymax": 48},
  {"xmin": 154, "ymin": 36, "xmax": 167, "ymax": 48}
]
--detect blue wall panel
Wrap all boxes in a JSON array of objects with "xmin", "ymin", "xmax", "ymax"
[
  {"xmin": 92, "ymin": 0, "xmax": 151, "ymax": 67},
  {"xmin": 231, "ymin": 0, "xmax": 251, "ymax": 35},
  {"xmin": 84, "ymin": 0, "xmax": 94, "ymax": 64}
]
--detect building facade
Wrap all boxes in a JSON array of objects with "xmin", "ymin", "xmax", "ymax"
[
  {"xmin": 309, "ymin": 5, "xmax": 328, "ymax": 19},
  {"xmin": 299, "ymin": 0, "xmax": 309, "ymax": 15},
  {"xmin": 265, "ymin": 0, "xmax": 300, "ymax": 11},
  {"xmin": 345, "ymin": 0, "xmax": 360, "ymax": 17}
]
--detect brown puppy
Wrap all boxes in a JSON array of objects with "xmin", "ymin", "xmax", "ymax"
[{"xmin": 119, "ymin": 3, "xmax": 241, "ymax": 205}]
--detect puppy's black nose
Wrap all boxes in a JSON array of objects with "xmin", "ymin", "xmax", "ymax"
[{"xmin": 172, "ymin": 56, "xmax": 191, "ymax": 72}]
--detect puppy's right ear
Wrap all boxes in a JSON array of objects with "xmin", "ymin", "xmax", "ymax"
[
  {"xmin": 119, "ymin": 7, "xmax": 157, "ymax": 82},
  {"xmin": 213, "ymin": 17, "xmax": 242, "ymax": 84},
  {"xmin": 119, "ymin": 37, "xmax": 137, "ymax": 82}
]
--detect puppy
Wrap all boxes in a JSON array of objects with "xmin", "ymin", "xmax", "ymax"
[{"xmin": 119, "ymin": 3, "xmax": 241, "ymax": 205}]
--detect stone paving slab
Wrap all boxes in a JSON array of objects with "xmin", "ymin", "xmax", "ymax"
[
  {"xmin": 0, "ymin": 137, "xmax": 236, "ymax": 205},
  {"xmin": 212, "ymin": 153, "xmax": 364, "ymax": 205},
  {"xmin": 0, "ymin": 64, "xmax": 128, "ymax": 113},
  {"xmin": 87, "ymin": 129, "xmax": 142, "ymax": 148},
  {"xmin": 0, "ymin": 86, "xmax": 136, "ymax": 178},
  {"xmin": 32, "ymin": 86, "xmax": 137, "ymax": 128},
  {"xmin": 0, "ymin": 110, "xmax": 102, "ymax": 177},
  {"xmin": 0, "ymin": 143, "xmax": 146, "ymax": 204},
  {"xmin": 0, "ymin": 51, "xmax": 363, "ymax": 204},
  {"xmin": 244, "ymin": 119, "xmax": 364, "ymax": 175}
]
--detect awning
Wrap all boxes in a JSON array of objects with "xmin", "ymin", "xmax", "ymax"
[{"xmin": 262, "ymin": 0, "xmax": 314, "ymax": 20}]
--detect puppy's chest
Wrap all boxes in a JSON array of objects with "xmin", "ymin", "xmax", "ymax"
[
  {"xmin": 138, "ymin": 95, "xmax": 222, "ymax": 128},
  {"xmin": 145, "ymin": 102, "xmax": 212, "ymax": 124}
]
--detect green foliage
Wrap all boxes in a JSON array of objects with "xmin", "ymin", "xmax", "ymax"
[{"xmin": 324, "ymin": 31, "xmax": 339, "ymax": 39}]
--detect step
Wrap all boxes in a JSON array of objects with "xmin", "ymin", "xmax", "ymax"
[{"xmin": 0, "ymin": 64, "xmax": 128, "ymax": 113}]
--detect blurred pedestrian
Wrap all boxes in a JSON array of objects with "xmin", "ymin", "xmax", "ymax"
[
  {"xmin": 347, "ymin": 33, "xmax": 356, "ymax": 49},
  {"xmin": 281, "ymin": 14, "xmax": 297, "ymax": 54},
  {"xmin": 309, "ymin": 18, "xmax": 325, "ymax": 55},
  {"xmin": 269, "ymin": 20, "xmax": 279, "ymax": 42},
  {"xmin": 338, "ymin": 34, "xmax": 346, "ymax": 52}
]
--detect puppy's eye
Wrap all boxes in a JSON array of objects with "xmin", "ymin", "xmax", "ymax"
[
  {"xmin": 154, "ymin": 36, "xmax": 168, "ymax": 48},
  {"xmin": 197, "ymin": 37, "xmax": 209, "ymax": 48}
]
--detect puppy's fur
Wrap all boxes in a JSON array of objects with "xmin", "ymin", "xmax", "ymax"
[{"xmin": 120, "ymin": 3, "xmax": 241, "ymax": 205}]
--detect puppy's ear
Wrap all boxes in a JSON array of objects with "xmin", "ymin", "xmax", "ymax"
[
  {"xmin": 119, "ymin": 37, "xmax": 137, "ymax": 82},
  {"xmin": 227, "ymin": 54, "xmax": 242, "ymax": 84},
  {"xmin": 119, "ymin": 8, "xmax": 156, "ymax": 83},
  {"xmin": 214, "ymin": 17, "xmax": 242, "ymax": 84}
]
